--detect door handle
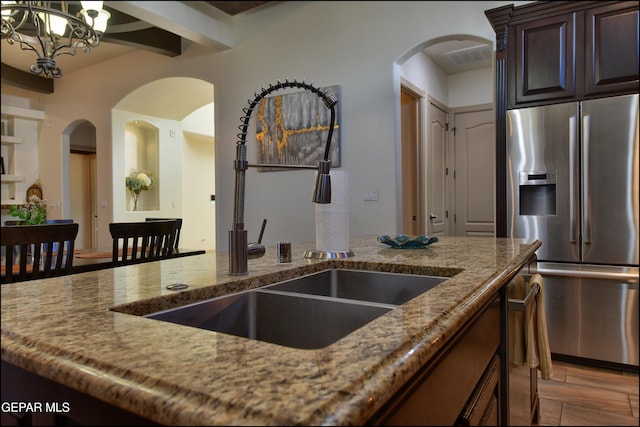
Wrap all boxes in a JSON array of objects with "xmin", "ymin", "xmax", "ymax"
[{"xmin": 429, "ymin": 214, "xmax": 438, "ymax": 225}]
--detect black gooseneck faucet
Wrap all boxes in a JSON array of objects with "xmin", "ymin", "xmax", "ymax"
[{"xmin": 229, "ymin": 79, "xmax": 338, "ymax": 275}]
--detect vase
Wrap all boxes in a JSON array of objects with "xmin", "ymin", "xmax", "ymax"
[{"xmin": 131, "ymin": 192, "xmax": 139, "ymax": 211}]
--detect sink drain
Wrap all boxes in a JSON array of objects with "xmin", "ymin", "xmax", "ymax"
[{"xmin": 166, "ymin": 283, "xmax": 189, "ymax": 291}]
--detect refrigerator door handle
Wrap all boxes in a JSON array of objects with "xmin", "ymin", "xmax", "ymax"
[
  {"xmin": 569, "ymin": 115, "xmax": 579, "ymax": 244},
  {"xmin": 582, "ymin": 114, "xmax": 592, "ymax": 245},
  {"xmin": 531, "ymin": 265, "xmax": 639, "ymax": 283}
]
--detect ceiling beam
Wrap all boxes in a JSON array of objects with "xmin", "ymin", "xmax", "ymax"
[
  {"xmin": 101, "ymin": 26, "xmax": 182, "ymax": 57},
  {"xmin": 105, "ymin": 1, "xmax": 234, "ymax": 51},
  {"xmin": 1, "ymin": 63, "xmax": 53, "ymax": 94}
]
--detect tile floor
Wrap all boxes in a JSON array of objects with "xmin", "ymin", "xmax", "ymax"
[{"xmin": 533, "ymin": 360, "xmax": 639, "ymax": 426}]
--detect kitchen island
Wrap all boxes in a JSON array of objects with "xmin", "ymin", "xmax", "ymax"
[{"xmin": 1, "ymin": 235, "xmax": 540, "ymax": 425}]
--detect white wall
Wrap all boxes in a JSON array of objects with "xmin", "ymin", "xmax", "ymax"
[
  {"xmin": 449, "ymin": 68, "xmax": 495, "ymax": 107},
  {"xmin": 399, "ymin": 52, "xmax": 494, "ymax": 108},
  {"xmin": 5, "ymin": 1, "xmax": 525, "ymax": 250},
  {"xmin": 182, "ymin": 104, "xmax": 216, "ymax": 251},
  {"xmin": 399, "ymin": 52, "xmax": 450, "ymax": 106}
]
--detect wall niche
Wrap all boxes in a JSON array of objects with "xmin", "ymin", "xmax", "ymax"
[{"xmin": 124, "ymin": 120, "xmax": 159, "ymax": 211}]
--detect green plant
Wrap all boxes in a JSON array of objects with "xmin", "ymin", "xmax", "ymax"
[{"xmin": 8, "ymin": 195, "xmax": 47, "ymax": 225}]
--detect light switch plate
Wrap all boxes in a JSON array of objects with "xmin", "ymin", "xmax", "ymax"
[{"xmin": 364, "ymin": 190, "xmax": 379, "ymax": 201}]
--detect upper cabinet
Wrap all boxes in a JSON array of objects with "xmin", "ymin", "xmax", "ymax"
[
  {"xmin": 506, "ymin": 1, "xmax": 638, "ymax": 108},
  {"xmin": 584, "ymin": 2, "xmax": 639, "ymax": 96},
  {"xmin": 510, "ymin": 11, "xmax": 578, "ymax": 105}
]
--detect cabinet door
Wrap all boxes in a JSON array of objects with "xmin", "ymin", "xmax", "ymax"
[
  {"xmin": 370, "ymin": 296, "xmax": 500, "ymax": 425},
  {"xmin": 584, "ymin": 2, "xmax": 639, "ymax": 96},
  {"xmin": 512, "ymin": 12, "xmax": 578, "ymax": 106}
]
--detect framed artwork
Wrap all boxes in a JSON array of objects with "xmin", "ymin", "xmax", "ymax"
[{"xmin": 256, "ymin": 85, "xmax": 340, "ymax": 171}]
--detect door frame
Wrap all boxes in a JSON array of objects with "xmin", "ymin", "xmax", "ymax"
[
  {"xmin": 400, "ymin": 78, "xmax": 425, "ymax": 235},
  {"xmin": 427, "ymin": 96, "xmax": 451, "ymax": 237}
]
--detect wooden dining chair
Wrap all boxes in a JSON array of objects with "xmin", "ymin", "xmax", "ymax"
[
  {"xmin": 145, "ymin": 217, "xmax": 182, "ymax": 250},
  {"xmin": 1, "ymin": 223, "xmax": 79, "ymax": 284},
  {"xmin": 109, "ymin": 220, "xmax": 180, "ymax": 265}
]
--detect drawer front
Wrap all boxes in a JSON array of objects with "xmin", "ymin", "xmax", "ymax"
[{"xmin": 457, "ymin": 354, "xmax": 501, "ymax": 426}]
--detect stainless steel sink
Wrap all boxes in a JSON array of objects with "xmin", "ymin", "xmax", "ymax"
[
  {"xmin": 263, "ymin": 268, "xmax": 447, "ymax": 306},
  {"xmin": 145, "ymin": 289, "xmax": 392, "ymax": 349},
  {"xmin": 144, "ymin": 269, "xmax": 449, "ymax": 349}
]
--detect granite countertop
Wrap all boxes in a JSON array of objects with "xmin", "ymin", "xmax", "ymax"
[{"xmin": 1, "ymin": 235, "xmax": 540, "ymax": 425}]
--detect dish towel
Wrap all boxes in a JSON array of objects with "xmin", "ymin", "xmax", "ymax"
[
  {"xmin": 508, "ymin": 274, "xmax": 553, "ymax": 380},
  {"xmin": 526, "ymin": 273, "xmax": 553, "ymax": 380},
  {"xmin": 508, "ymin": 275, "xmax": 527, "ymax": 367}
]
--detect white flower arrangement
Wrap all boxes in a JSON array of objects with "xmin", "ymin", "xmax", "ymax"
[{"xmin": 126, "ymin": 171, "xmax": 154, "ymax": 210}]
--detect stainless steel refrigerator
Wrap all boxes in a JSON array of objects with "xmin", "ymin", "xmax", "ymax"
[{"xmin": 506, "ymin": 94, "xmax": 639, "ymax": 369}]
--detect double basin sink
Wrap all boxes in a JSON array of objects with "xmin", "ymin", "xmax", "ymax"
[{"xmin": 145, "ymin": 269, "xmax": 449, "ymax": 349}]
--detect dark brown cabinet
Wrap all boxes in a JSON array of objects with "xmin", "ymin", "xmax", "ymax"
[
  {"xmin": 511, "ymin": 11, "xmax": 578, "ymax": 106},
  {"xmin": 585, "ymin": 2, "xmax": 640, "ymax": 96},
  {"xmin": 509, "ymin": 1, "xmax": 638, "ymax": 108}
]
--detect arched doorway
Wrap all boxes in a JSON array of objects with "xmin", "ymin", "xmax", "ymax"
[
  {"xmin": 396, "ymin": 34, "xmax": 495, "ymax": 238},
  {"xmin": 112, "ymin": 77, "xmax": 216, "ymax": 251},
  {"xmin": 62, "ymin": 120, "xmax": 97, "ymax": 249}
]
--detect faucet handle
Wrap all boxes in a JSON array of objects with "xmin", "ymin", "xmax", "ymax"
[
  {"xmin": 257, "ymin": 218, "xmax": 267, "ymax": 243},
  {"xmin": 248, "ymin": 219, "xmax": 267, "ymax": 259},
  {"xmin": 248, "ymin": 242, "xmax": 265, "ymax": 259}
]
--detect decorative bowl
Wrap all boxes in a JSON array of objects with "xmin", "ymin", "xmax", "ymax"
[{"xmin": 377, "ymin": 234, "xmax": 438, "ymax": 249}]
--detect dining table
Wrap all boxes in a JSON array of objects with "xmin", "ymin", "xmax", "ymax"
[{"xmin": 71, "ymin": 247, "xmax": 206, "ymax": 273}]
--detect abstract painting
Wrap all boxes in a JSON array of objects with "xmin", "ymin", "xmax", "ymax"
[{"xmin": 256, "ymin": 85, "xmax": 340, "ymax": 170}]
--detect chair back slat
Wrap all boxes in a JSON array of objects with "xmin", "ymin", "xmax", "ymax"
[
  {"xmin": 109, "ymin": 220, "xmax": 180, "ymax": 265},
  {"xmin": 145, "ymin": 218, "xmax": 182, "ymax": 250},
  {"xmin": 1, "ymin": 223, "xmax": 79, "ymax": 284}
]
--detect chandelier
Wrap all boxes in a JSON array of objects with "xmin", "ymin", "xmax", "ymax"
[{"xmin": 1, "ymin": 1, "xmax": 110, "ymax": 78}]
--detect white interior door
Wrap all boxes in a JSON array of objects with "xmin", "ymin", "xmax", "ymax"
[
  {"xmin": 452, "ymin": 107, "xmax": 495, "ymax": 237},
  {"xmin": 427, "ymin": 98, "xmax": 448, "ymax": 237}
]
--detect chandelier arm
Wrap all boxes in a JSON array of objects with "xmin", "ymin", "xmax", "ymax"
[{"xmin": 1, "ymin": 1, "xmax": 108, "ymax": 78}]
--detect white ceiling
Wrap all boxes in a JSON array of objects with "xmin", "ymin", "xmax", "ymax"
[
  {"xmin": 422, "ymin": 39, "xmax": 493, "ymax": 74},
  {"xmin": 116, "ymin": 77, "xmax": 214, "ymax": 121}
]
